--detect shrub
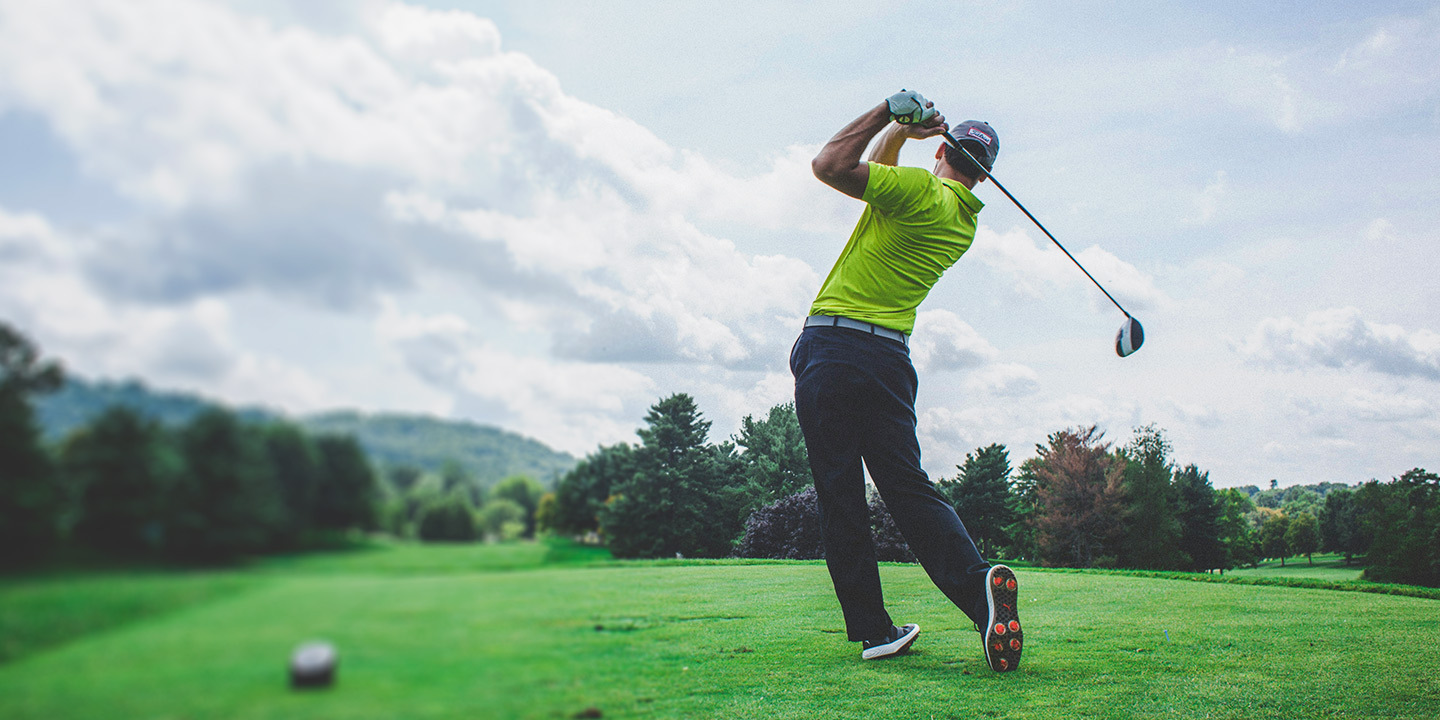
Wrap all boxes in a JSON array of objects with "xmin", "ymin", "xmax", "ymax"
[
  {"xmin": 417, "ymin": 496, "xmax": 478, "ymax": 542},
  {"xmin": 736, "ymin": 486, "xmax": 824, "ymax": 559},
  {"xmin": 869, "ymin": 493, "xmax": 915, "ymax": 563},
  {"xmin": 733, "ymin": 486, "xmax": 915, "ymax": 563}
]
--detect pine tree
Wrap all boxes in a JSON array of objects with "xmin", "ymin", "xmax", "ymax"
[
  {"xmin": 939, "ymin": 443, "xmax": 1016, "ymax": 558},
  {"xmin": 601, "ymin": 394, "xmax": 747, "ymax": 558},
  {"xmin": 261, "ymin": 422, "xmax": 322, "ymax": 549},
  {"xmin": 1118, "ymin": 425, "xmax": 1183, "ymax": 569},
  {"xmin": 171, "ymin": 408, "xmax": 282, "ymax": 561},
  {"xmin": 0, "ymin": 322, "xmax": 65, "ymax": 567},
  {"xmin": 1173, "ymin": 464, "xmax": 1224, "ymax": 571},
  {"xmin": 733, "ymin": 402, "xmax": 811, "ymax": 505},
  {"xmin": 313, "ymin": 434, "xmax": 379, "ymax": 533},
  {"xmin": 62, "ymin": 407, "xmax": 178, "ymax": 556}
]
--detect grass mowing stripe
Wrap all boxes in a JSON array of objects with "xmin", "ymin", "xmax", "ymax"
[
  {"xmin": 2, "ymin": 561, "xmax": 1438, "ymax": 719},
  {"xmin": 1029, "ymin": 566, "xmax": 1440, "ymax": 601},
  {"xmin": 0, "ymin": 571, "xmax": 258, "ymax": 664}
]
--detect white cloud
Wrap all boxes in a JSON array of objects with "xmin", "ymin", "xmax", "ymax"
[
  {"xmin": 1341, "ymin": 388, "xmax": 1432, "ymax": 423},
  {"xmin": 1189, "ymin": 170, "xmax": 1228, "ymax": 224},
  {"xmin": 374, "ymin": 301, "xmax": 657, "ymax": 453},
  {"xmin": 1237, "ymin": 307, "xmax": 1440, "ymax": 381},
  {"xmin": 968, "ymin": 224, "xmax": 1167, "ymax": 314},
  {"xmin": 965, "ymin": 363, "xmax": 1040, "ymax": 398},
  {"xmin": 0, "ymin": 0, "xmax": 825, "ymax": 372},
  {"xmin": 911, "ymin": 310, "xmax": 999, "ymax": 372}
]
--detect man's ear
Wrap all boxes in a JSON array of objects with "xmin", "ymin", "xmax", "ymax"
[{"xmin": 934, "ymin": 145, "xmax": 946, "ymax": 160}]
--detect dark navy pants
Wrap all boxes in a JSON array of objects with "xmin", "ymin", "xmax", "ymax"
[{"xmin": 790, "ymin": 325, "xmax": 991, "ymax": 642}]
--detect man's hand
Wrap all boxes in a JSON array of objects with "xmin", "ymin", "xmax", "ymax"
[
  {"xmin": 886, "ymin": 89, "xmax": 937, "ymax": 125},
  {"xmin": 812, "ymin": 92, "xmax": 948, "ymax": 199},
  {"xmin": 867, "ymin": 103, "xmax": 947, "ymax": 167}
]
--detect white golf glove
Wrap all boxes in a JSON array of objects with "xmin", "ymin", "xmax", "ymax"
[{"xmin": 886, "ymin": 89, "xmax": 936, "ymax": 125}]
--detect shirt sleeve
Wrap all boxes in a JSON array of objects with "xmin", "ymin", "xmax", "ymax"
[{"xmin": 861, "ymin": 162, "xmax": 940, "ymax": 221}]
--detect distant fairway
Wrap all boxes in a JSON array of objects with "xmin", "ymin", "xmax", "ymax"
[
  {"xmin": 1223, "ymin": 552, "xmax": 1366, "ymax": 582},
  {"xmin": 2, "ymin": 542, "xmax": 1437, "ymax": 720}
]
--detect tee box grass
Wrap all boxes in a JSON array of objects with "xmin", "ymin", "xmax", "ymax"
[{"xmin": 1, "ymin": 541, "xmax": 1438, "ymax": 719}]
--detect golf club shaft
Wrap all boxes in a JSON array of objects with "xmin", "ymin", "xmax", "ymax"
[{"xmin": 942, "ymin": 131, "xmax": 1132, "ymax": 319}]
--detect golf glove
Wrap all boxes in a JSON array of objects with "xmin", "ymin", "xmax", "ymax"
[{"xmin": 886, "ymin": 89, "xmax": 936, "ymax": 125}]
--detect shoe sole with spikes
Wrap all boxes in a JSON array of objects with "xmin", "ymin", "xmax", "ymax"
[{"xmin": 982, "ymin": 565, "xmax": 1022, "ymax": 672}]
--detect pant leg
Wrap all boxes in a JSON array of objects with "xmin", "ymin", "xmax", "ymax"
[
  {"xmin": 791, "ymin": 328, "xmax": 892, "ymax": 642},
  {"xmin": 855, "ymin": 336, "xmax": 993, "ymax": 627}
]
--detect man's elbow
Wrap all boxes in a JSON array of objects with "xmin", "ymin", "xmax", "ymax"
[
  {"xmin": 812, "ymin": 155, "xmax": 848, "ymax": 185},
  {"xmin": 811, "ymin": 155, "xmax": 835, "ymax": 183}
]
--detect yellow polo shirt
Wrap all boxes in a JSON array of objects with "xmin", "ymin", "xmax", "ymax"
[{"xmin": 808, "ymin": 162, "xmax": 984, "ymax": 335}]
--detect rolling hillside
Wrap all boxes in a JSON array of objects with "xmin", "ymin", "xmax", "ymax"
[{"xmin": 32, "ymin": 377, "xmax": 577, "ymax": 487}]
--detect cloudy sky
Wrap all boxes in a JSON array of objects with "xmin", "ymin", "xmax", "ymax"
[{"xmin": 1, "ymin": 1, "xmax": 1437, "ymax": 488}]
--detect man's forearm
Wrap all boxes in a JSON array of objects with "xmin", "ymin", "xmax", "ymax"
[
  {"xmin": 811, "ymin": 102, "xmax": 892, "ymax": 199},
  {"xmin": 865, "ymin": 122, "xmax": 910, "ymax": 166}
]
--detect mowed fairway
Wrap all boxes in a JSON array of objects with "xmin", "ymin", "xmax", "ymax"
[{"xmin": 2, "ymin": 544, "xmax": 1438, "ymax": 720}]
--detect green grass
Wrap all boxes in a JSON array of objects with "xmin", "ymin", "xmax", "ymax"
[
  {"xmin": 2, "ymin": 542, "xmax": 1438, "ymax": 719},
  {"xmin": 1223, "ymin": 553, "xmax": 1365, "ymax": 582}
]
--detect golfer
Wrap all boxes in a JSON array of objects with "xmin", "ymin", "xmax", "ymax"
[{"xmin": 791, "ymin": 90, "xmax": 1022, "ymax": 672}]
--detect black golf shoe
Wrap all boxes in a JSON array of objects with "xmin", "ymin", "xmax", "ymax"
[
  {"xmin": 861, "ymin": 623, "xmax": 920, "ymax": 660},
  {"xmin": 980, "ymin": 565, "xmax": 1022, "ymax": 672}
]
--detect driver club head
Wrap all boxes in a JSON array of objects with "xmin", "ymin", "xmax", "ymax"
[{"xmin": 1115, "ymin": 316, "xmax": 1144, "ymax": 357}]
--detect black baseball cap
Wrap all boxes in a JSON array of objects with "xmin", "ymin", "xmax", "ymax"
[{"xmin": 946, "ymin": 120, "xmax": 999, "ymax": 171}]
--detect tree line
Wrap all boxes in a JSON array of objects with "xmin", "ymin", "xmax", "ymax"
[
  {"xmin": 550, "ymin": 394, "xmax": 1440, "ymax": 588},
  {"xmin": 1, "ymin": 322, "xmax": 382, "ymax": 566},
  {"xmin": 0, "ymin": 322, "xmax": 569, "ymax": 567}
]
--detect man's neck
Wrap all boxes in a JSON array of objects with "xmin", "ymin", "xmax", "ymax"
[{"xmin": 934, "ymin": 160, "xmax": 981, "ymax": 190}]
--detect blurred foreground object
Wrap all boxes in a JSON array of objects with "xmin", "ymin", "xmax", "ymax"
[{"xmin": 289, "ymin": 641, "xmax": 338, "ymax": 689}]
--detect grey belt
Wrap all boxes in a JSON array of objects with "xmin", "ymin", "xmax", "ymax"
[{"xmin": 804, "ymin": 315, "xmax": 909, "ymax": 347}]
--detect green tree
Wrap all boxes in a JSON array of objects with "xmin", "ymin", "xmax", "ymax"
[
  {"xmin": 1216, "ymin": 488, "xmax": 1258, "ymax": 570},
  {"xmin": 1118, "ymin": 424, "xmax": 1182, "ymax": 570},
  {"xmin": 938, "ymin": 443, "xmax": 1016, "ymax": 558},
  {"xmin": 386, "ymin": 465, "xmax": 423, "ymax": 493},
  {"xmin": 1318, "ymin": 487, "xmax": 1364, "ymax": 564},
  {"xmin": 440, "ymin": 460, "xmax": 480, "ymax": 508},
  {"xmin": 62, "ymin": 407, "xmax": 178, "ymax": 557},
  {"xmin": 600, "ymin": 394, "xmax": 748, "ymax": 558},
  {"xmin": 1006, "ymin": 456, "xmax": 1044, "ymax": 561},
  {"xmin": 733, "ymin": 402, "xmax": 810, "ymax": 503},
  {"xmin": 1258, "ymin": 511, "xmax": 1291, "ymax": 567},
  {"xmin": 313, "ymin": 434, "xmax": 379, "ymax": 533},
  {"xmin": 534, "ymin": 492, "xmax": 558, "ymax": 534},
  {"xmin": 1032, "ymin": 426, "xmax": 1126, "ymax": 568},
  {"xmin": 261, "ymin": 422, "xmax": 322, "ymax": 548},
  {"xmin": 477, "ymin": 498, "xmax": 525, "ymax": 541},
  {"xmin": 418, "ymin": 494, "xmax": 478, "ymax": 542},
  {"xmin": 552, "ymin": 443, "xmax": 634, "ymax": 536},
  {"xmin": 0, "ymin": 322, "xmax": 65, "ymax": 567},
  {"xmin": 1286, "ymin": 511, "xmax": 1320, "ymax": 565},
  {"xmin": 1280, "ymin": 487, "xmax": 1324, "ymax": 517},
  {"xmin": 1173, "ymin": 464, "xmax": 1225, "ymax": 571},
  {"xmin": 171, "ymin": 408, "xmax": 282, "ymax": 561},
  {"xmin": 490, "ymin": 475, "xmax": 545, "ymax": 538},
  {"xmin": 1356, "ymin": 469, "xmax": 1439, "ymax": 587}
]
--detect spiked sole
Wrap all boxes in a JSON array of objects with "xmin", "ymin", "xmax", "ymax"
[{"xmin": 982, "ymin": 565, "xmax": 1022, "ymax": 672}]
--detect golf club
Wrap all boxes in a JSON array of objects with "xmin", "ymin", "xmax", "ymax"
[{"xmin": 941, "ymin": 130, "xmax": 1145, "ymax": 358}]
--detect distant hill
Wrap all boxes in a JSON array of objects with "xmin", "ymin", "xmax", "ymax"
[
  {"xmin": 33, "ymin": 377, "xmax": 577, "ymax": 489},
  {"xmin": 301, "ymin": 411, "xmax": 577, "ymax": 488}
]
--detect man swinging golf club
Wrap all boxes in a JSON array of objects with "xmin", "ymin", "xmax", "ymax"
[{"xmin": 792, "ymin": 89, "xmax": 1022, "ymax": 672}]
